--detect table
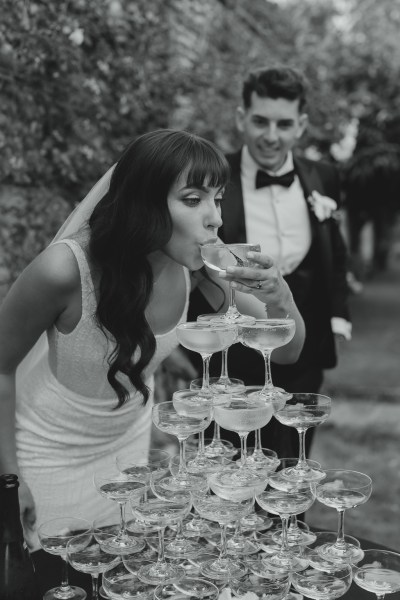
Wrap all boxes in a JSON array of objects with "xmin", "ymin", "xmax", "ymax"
[{"xmin": 31, "ymin": 533, "xmax": 400, "ymax": 599}]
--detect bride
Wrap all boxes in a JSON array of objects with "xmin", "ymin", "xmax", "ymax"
[{"xmin": 0, "ymin": 128, "xmax": 304, "ymax": 551}]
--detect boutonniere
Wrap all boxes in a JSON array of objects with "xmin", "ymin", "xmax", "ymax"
[{"xmin": 308, "ymin": 191, "xmax": 338, "ymax": 222}]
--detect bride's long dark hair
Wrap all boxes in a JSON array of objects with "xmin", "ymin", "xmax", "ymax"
[{"xmin": 88, "ymin": 129, "xmax": 230, "ymax": 408}]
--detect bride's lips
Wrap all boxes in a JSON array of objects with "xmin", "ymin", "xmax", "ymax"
[{"xmin": 200, "ymin": 237, "xmax": 219, "ymax": 246}]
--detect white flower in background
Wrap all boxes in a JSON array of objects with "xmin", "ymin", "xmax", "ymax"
[
  {"xmin": 308, "ymin": 191, "xmax": 337, "ymax": 222},
  {"xmin": 330, "ymin": 118, "xmax": 359, "ymax": 162},
  {"xmin": 69, "ymin": 28, "xmax": 84, "ymax": 46},
  {"xmin": 304, "ymin": 145, "xmax": 323, "ymax": 161}
]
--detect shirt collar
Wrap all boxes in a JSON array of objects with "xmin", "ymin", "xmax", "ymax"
[{"xmin": 241, "ymin": 146, "xmax": 295, "ymax": 187}]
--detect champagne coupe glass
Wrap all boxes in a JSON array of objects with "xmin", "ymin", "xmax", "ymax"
[
  {"xmin": 208, "ymin": 470, "xmax": 265, "ymax": 557},
  {"xmin": 200, "ymin": 242, "xmax": 261, "ymax": 324},
  {"xmin": 93, "ymin": 468, "xmax": 146, "ymax": 554},
  {"xmin": 66, "ymin": 531, "xmax": 119, "ymax": 600},
  {"xmin": 172, "ymin": 388, "xmax": 227, "ymax": 473},
  {"xmin": 256, "ymin": 481, "xmax": 315, "ymax": 571},
  {"xmin": 169, "ymin": 453, "xmax": 213, "ymax": 538},
  {"xmin": 269, "ymin": 458, "xmax": 321, "ymax": 547},
  {"xmin": 38, "ymin": 516, "xmax": 92, "ymax": 600},
  {"xmin": 154, "ymin": 577, "xmax": 219, "ymax": 600},
  {"xmin": 231, "ymin": 572, "xmax": 290, "ymax": 600},
  {"xmin": 193, "ymin": 312, "xmax": 245, "ymax": 457},
  {"xmin": 115, "ymin": 449, "xmax": 170, "ymax": 486},
  {"xmin": 194, "ymin": 313, "xmax": 246, "ymax": 394},
  {"xmin": 212, "ymin": 395, "xmax": 274, "ymax": 488},
  {"xmin": 238, "ymin": 318, "xmax": 296, "ymax": 466},
  {"xmin": 152, "ymin": 400, "xmax": 212, "ymax": 490},
  {"xmin": 291, "ymin": 558, "xmax": 352, "ymax": 600},
  {"xmin": 176, "ymin": 321, "xmax": 238, "ymax": 398},
  {"xmin": 192, "ymin": 489, "xmax": 252, "ymax": 581},
  {"xmin": 275, "ymin": 393, "xmax": 331, "ymax": 482},
  {"xmin": 353, "ymin": 549, "xmax": 400, "ymax": 599},
  {"xmin": 315, "ymin": 469, "xmax": 372, "ymax": 565},
  {"xmin": 238, "ymin": 318, "xmax": 296, "ymax": 403},
  {"xmin": 152, "ymin": 470, "xmax": 208, "ymax": 560},
  {"xmin": 102, "ymin": 560, "xmax": 155, "ymax": 600},
  {"xmin": 129, "ymin": 482, "xmax": 191, "ymax": 585}
]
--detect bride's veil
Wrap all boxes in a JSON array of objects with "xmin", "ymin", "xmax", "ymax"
[{"xmin": 17, "ymin": 165, "xmax": 115, "ymax": 380}]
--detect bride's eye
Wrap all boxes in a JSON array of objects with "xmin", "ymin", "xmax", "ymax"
[{"xmin": 183, "ymin": 195, "xmax": 201, "ymax": 206}]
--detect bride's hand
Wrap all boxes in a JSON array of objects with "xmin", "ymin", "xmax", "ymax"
[{"xmin": 218, "ymin": 251, "xmax": 293, "ymax": 309}]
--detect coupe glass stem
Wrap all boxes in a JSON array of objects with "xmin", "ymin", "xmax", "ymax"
[
  {"xmin": 219, "ymin": 523, "xmax": 228, "ymax": 560},
  {"xmin": 198, "ymin": 431, "xmax": 206, "ymax": 457},
  {"xmin": 261, "ymin": 350, "xmax": 274, "ymax": 393},
  {"xmin": 200, "ymin": 353, "xmax": 212, "ymax": 393},
  {"xmin": 117, "ymin": 501, "xmax": 127, "ymax": 539},
  {"xmin": 178, "ymin": 438, "xmax": 188, "ymax": 475},
  {"xmin": 91, "ymin": 574, "xmax": 99, "ymax": 600},
  {"xmin": 278, "ymin": 515, "xmax": 290, "ymax": 556},
  {"xmin": 225, "ymin": 284, "xmax": 241, "ymax": 321},
  {"xmin": 60, "ymin": 555, "xmax": 71, "ymax": 593},
  {"xmin": 157, "ymin": 527, "xmax": 167, "ymax": 566},
  {"xmin": 212, "ymin": 422, "xmax": 222, "ymax": 445},
  {"xmin": 239, "ymin": 432, "xmax": 249, "ymax": 468},
  {"xmin": 297, "ymin": 427, "xmax": 308, "ymax": 469},
  {"xmin": 253, "ymin": 428, "xmax": 263, "ymax": 456},
  {"xmin": 219, "ymin": 348, "xmax": 230, "ymax": 383},
  {"xmin": 336, "ymin": 509, "xmax": 347, "ymax": 548}
]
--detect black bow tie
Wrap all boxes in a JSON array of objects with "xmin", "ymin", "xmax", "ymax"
[{"xmin": 255, "ymin": 169, "xmax": 295, "ymax": 189}]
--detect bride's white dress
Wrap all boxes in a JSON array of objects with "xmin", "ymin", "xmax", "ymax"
[{"xmin": 15, "ymin": 238, "xmax": 190, "ymax": 550}]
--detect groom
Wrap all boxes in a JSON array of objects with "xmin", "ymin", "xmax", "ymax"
[{"xmin": 187, "ymin": 65, "xmax": 351, "ymax": 458}]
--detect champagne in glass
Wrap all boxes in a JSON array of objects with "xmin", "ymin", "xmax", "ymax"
[
  {"xmin": 38, "ymin": 516, "xmax": 92, "ymax": 600},
  {"xmin": 353, "ymin": 549, "xmax": 400, "ymax": 599},
  {"xmin": 238, "ymin": 318, "xmax": 296, "ymax": 402},
  {"xmin": 152, "ymin": 400, "xmax": 212, "ymax": 491},
  {"xmin": 291, "ymin": 557, "xmax": 352, "ymax": 600},
  {"xmin": 256, "ymin": 481, "xmax": 315, "ymax": 572},
  {"xmin": 130, "ymin": 485, "xmax": 191, "ymax": 585},
  {"xmin": 275, "ymin": 393, "xmax": 331, "ymax": 482},
  {"xmin": 176, "ymin": 322, "xmax": 237, "ymax": 397},
  {"xmin": 192, "ymin": 491, "xmax": 252, "ymax": 581},
  {"xmin": 315, "ymin": 469, "xmax": 372, "ymax": 565},
  {"xmin": 93, "ymin": 468, "xmax": 146, "ymax": 554},
  {"xmin": 154, "ymin": 577, "xmax": 219, "ymax": 600},
  {"xmin": 66, "ymin": 532, "xmax": 119, "ymax": 600},
  {"xmin": 212, "ymin": 396, "xmax": 273, "ymax": 489},
  {"xmin": 201, "ymin": 242, "xmax": 261, "ymax": 324},
  {"xmin": 238, "ymin": 318, "xmax": 296, "ymax": 467}
]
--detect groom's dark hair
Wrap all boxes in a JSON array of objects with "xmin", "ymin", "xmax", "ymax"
[{"xmin": 242, "ymin": 66, "xmax": 308, "ymax": 112}]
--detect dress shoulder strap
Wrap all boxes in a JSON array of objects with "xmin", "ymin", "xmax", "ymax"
[{"xmin": 51, "ymin": 239, "xmax": 97, "ymax": 317}]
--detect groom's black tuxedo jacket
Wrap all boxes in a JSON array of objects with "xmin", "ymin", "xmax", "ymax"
[{"xmin": 188, "ymin": 150, "xmax": 350, "ymax": 391}]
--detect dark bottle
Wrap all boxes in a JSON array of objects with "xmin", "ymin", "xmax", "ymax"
[{"xmin": 0, "ymin": 474, "xmax": 41, "ymax": 599}]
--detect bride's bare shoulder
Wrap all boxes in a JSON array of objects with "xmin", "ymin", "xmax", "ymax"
[{"xmin": 25, "ymin": 242, "xmax": 82, "ymax": 293}]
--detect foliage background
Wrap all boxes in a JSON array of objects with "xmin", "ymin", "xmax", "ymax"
[{"xmin": 1, "ymin": 0, "xmax": 400, "ymax": 295}]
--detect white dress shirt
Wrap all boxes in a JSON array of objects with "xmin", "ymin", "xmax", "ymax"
[
  {"xmin": 240, "ymin": 146, "xmax": 351, "ymax": 339},
  {"xmin": 241, "ymin": 146, "xmax": 312, "ymax": 276}
]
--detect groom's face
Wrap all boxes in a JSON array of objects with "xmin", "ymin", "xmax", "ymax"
[{"xmin": 236, "ymin": 92, "xmax": 307, "ymax": 172}]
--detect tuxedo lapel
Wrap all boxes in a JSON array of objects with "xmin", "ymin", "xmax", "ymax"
[
  {"xmin": 221, "ymin": 151, "xmax": 247, "ymax": 243},
  {"xmin": 294, "ymin": 155, "xmax": 333, "ymax": 284}
]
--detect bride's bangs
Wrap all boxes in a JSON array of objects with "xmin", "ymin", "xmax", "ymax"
[{"xmin": 184, "ymin": 140, "xmax": 230, "ymax": 190}]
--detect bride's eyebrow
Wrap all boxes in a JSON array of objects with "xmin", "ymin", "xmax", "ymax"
[{"xmin": 179, "ymin": 185, "xmax": 209, "ymax": 192}]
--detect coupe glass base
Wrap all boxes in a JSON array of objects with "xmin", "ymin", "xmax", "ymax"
[
  {"xmin": 137, "ymin": 562, "xmax": 185, "ymax": 585},
  {"xmin": 44, "ymin": 586, "xmax": 87, "ymax": 600},
  {"xmin": 281, "ymin": 464, "xmax": 326, "ymax": 483},
  {"xmin": 317, "ymin": 541, "xmax": 365, "ymax": 565},
  {"xmin": 200, "ymin": 557, "xmax": 247, "ymax": 582}
]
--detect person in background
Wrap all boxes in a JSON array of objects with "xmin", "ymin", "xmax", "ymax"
[
  {"xmin": 0, "ymin": 128, "xmax": 305, "ymax": 557},
  {"xmin": 187, "ymin": 66, "xmax": 351, "ymax": 458}
]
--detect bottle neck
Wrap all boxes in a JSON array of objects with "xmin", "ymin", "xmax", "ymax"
[{"xmin": 0, "ymin": 483, "xmax": 24, "ymax": 544}]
